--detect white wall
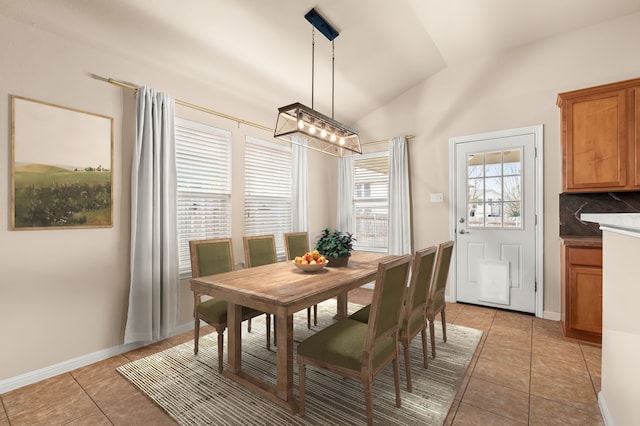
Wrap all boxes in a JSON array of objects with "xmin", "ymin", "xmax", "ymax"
[
  {"xmin": 0, "ymin": 15, "xmax": 334, "ymax": 384},
  {"xmin": 353, "ymin": 12, "xmax": 640, "ymax": 317}
]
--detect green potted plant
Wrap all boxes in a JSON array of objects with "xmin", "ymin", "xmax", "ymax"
[{"xmin": 314, "ymin": 227, "xmax": 356, "ymax": 267}]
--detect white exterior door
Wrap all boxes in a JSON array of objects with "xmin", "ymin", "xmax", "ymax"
[{"xmin": 451, "ymin": 126, "xmax": 542, "ymax": 315}]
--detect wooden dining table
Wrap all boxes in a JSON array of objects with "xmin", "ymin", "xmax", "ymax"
[{"xmin": 190, "ymin": 251, "xmax": 391, "ymax": 414}]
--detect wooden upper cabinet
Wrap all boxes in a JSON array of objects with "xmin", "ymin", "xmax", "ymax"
[
  {"xmin": 558, "ymin": 78, "xmax": 640, "ymax": 192},
  {"xmin": 564, "ymin": 90, "xmax": 627, "ymax": 190}
]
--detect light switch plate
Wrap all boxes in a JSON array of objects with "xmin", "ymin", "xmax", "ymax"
[{"xmin": 430, "ymin": 193, "xmax": 444, "ymax": 203}]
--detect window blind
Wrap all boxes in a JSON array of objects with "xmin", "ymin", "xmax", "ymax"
[
  {"xmin": 353, "ymin": 152, "xmax": 389, "ymax": 252},
  {"xmin": 244, "ymin": 136, "xmax": 292, "ymax": 261},
  {"xmin": 176, "ymin": 118, "xmax": 232, "ymax": 276}
]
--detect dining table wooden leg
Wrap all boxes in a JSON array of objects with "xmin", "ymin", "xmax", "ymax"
[
  {"xmin": 227, "ymin": 302, "xmax": 242, "ymax": 373},
  {"xmin": 335, "ymin": 291, "xmax": 349, "ymax": 319},
  {"xmin": 275, "ymin": 309, "xmax": 297, "ymax": 411}
]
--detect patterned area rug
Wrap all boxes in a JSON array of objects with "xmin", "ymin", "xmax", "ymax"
[{"xmin": 117, "ymin": 301, "xmax": 482, "ymax": 425}]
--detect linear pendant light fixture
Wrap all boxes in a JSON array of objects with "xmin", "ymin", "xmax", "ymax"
[{"xmin": 274, "ymin": 8, "xmax": 361, "ymax": 157}]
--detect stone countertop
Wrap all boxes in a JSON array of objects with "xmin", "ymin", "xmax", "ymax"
[
  {"xmin": 581, "ymin": 213, "xmax": 640, "ymax": 236},
  {"xmin": 560, "ymin": 235, "xmax": 602, "ymax": 247}
]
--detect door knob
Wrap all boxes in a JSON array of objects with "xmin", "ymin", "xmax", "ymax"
[{"xmin": 459, "ymin": 229, "xmax": 470, "ymax": 234}]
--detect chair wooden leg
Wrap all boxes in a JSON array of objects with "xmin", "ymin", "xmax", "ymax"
[
  {"xmin": 307, "ymin": 307, "xmax": 311, "ymax": 329},
  {"xmin": 194, "ymin": 317, "xmax": 200, "ymax": 355},
  {"xmin": 429, "ymin": 318, "xmax": 436, "ymax": 358},
  {"xmin": 298, "ymin": 360, "xmax": 306, "ymax": 416},
  {"xmin": 247, "ymin": 318, "xmax": 252, "ymax": 333},
  {"xmin": 403, "ymin": 341, "xmax": 413, "ymax": 393},
  {"xmin": 266, "ymin": 314, "xmax": 271, "ymax": 350},
  {"xmin": 420, "ymin": 328, "xmax": 429, "ymax": 369},
  {"xmin": 362, "ymin": 370, "xmax": 374, "ymax": 426},
  {"xmin": 393, "ymin": 356, "xmax": 402, "ymax": 408},
  {"xmin": 441, "ymin": 308, "xmax": 447, "ymax": 342},
  {"xmin": 313, "ymin": 304, "xmax": 318, "ymax": 326},
  {"xmin": 217, "ymin": 331, "xmax": 224, "ymax": 373},
  {"xmin": 273, "ymin": 316, "xmax": 277, "ymax": 347},
  {"xmin": 193, "ymin": 294, "xmax": 200, "ymax": 355}
]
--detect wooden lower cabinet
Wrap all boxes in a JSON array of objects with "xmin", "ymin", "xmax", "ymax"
[{"xmin": 560, "ymin": 238, "xmax": 602, "ymax": 344}]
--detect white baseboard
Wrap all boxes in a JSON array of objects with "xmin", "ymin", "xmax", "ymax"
[
  {"xmin": 0, "ymin": 321, "xmax": 194, "ymax": 394},
  {"xmin": 543, "ymin": 310, "xmax": 561, "ymax": 321},
  {"xmin": 599, "ymin": 391, "xmax": 614, "ymax": 425}
]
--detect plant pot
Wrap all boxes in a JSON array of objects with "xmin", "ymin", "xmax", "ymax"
[{"xmin": 327, "ymin": 255, "xmax": 350, "ymax": 268}]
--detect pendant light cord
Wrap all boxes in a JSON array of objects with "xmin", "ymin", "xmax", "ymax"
[
  {"xmin": 332, "ymin": 40, "xmax": 335, "ymax": 119},
  {"xmin": 311, "ymin": 28, "xmax": 315, "ymax": 110}
]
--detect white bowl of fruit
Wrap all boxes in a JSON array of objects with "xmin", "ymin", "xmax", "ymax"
[{"xmin": 293, "ymin": 250, "xmax": 328, "ymax": 272}]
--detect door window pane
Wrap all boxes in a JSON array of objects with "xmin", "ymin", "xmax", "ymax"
[
  {"xmin": 504, "ymin": 176, "xmax": 521, "ymax": 201},
  {"xmin": 468, "ymin": 178, "xmax": 484, "ymax": 202},
  {"xmin": 467, "ymin": 153, "xmax": 484, "ymax": 178},
  {"xmin": 504, "ymin": 201, "xmax": 521, "ymax": 227},
  {"xmin": 503, "ymin": 150, "xmax": 521, "ymax": 175},
  {"xmin": 484, "ymin": 151, "xmax": 502, "ymax": 177},
  {"xmin": 485, "ymin": 177, "xmax": 502, "ymax": 202},
  {"xmin": 468, "ymin": 203, "xmax": 482, "ymax": 226}
]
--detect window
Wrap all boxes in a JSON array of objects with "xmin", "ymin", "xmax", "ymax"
[
  {"xmin": 353, "ymin": 152, "xmax": 389, "ymax": 252},
  {"xmin": 466, "ymin": 149, "xmax": 522, "ymax": 229},
  {"xmin": 244, "ymin": 136, "xmax": 292, "ymax": 260},
  {"xmin": 175, "ymin": 118, "xmax": 232, "ymax": 277}
]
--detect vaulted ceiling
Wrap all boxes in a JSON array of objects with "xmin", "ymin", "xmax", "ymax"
[{"xmin": 2, "ymin": 0, "xmax": 639, "ymax": 124}]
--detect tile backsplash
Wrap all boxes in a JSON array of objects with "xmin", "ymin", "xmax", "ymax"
[{"xmin": 559, "ymin": 192, "xmax": 640, "ymax": 236}]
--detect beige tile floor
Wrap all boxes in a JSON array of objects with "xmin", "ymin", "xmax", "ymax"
[
  {"xmin": 0, "ymin": 289, "xmax": 603, "ymax": 425},
  {"xmin": 444, "ymin": 302, "xmax": 603, "ymax": 425}
]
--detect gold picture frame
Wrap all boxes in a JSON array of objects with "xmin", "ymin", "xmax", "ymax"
[{"xmin": 11, "ymin": 96, "xmax": 114, "ymax": 229}]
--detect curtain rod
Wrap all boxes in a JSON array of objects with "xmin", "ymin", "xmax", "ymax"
[
  {"xmin": 361, "ymin": 135, "xmax": 414, "ymax": 146},
  {"xmin": 96, "ymin": 74, "xmax": 406, "ymax": 146},
  {"xmin": 99, "ymin": 76, "xmax": 274, "ymax": 133}
]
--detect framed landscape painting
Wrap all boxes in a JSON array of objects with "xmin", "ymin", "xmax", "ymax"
[{"xmin": 11, "ymin": 96, "xmax": 114, "ymax": 230}]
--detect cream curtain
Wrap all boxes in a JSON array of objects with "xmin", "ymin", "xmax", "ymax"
[
  {"xmin": 337, "ymin": 156, "xmax": 354, "ymax": 233},
  {"xmin": 388, "ymin": 136, "xmax": 412, "ymax": 255},
  {"xmin": 124, "ymin": 87, "xmax": 179, "ymax": 344}
]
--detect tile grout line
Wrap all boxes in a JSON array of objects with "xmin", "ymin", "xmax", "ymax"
[
  {"xmin": 0, "ymin": 394, "xmax": 10, "ymax": 426},
  {"xmin": 450, "ymin": 304, "xmax": 492, "ymax": 424},
  {"xmin": 578, "ymin": 343, "xmax": 601, "ymax": 398},
  {"xmin": 444, "ymin": 303, "xmax": 468, "ymax": 425},
  {"xmin": 69, "ymin": 372, "xmax": 115, "ymax": 425}
]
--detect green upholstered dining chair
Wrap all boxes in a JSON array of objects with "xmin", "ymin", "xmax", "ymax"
[
  {"xmin": 426, "ymin": 240, "xmax": 455, "ymax": 358},
  {"xmin": 297, "ymin": 254, "xmax": 412, "ymax": 426},
  {"xmin": 189, "ymin": 238, "xmax": 271, "ymax": 373},
  {"xmin": 349, "ymin": 246, "xmax": 438, "ymax": 392},
  {"xmin": 283, "ymin": 232, "xmax": 317, "ymax": 329},
  {"xmin": 243, "ymin": 234, "xmax": 277, "ymax": 343},
  {"xmin": 243, "ymin": 234, "xmax": 277, "ymax": 267}
]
